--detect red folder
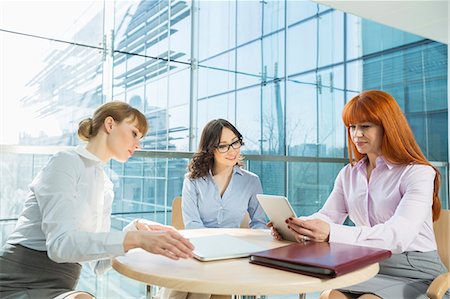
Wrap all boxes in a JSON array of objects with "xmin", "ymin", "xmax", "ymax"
[{"xmin": 249, "ymin": 241, "xmax": 391, "ymax": 278}]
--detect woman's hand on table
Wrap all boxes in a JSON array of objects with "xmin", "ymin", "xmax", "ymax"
[
  {"xmin": 124, "ymin": 229, "xmax": 194, "ymax": 260},
  {"xmin": 135, "ymin": 220, "xmax": 177, "ymax": 232}
]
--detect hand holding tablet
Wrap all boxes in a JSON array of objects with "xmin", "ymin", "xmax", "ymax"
[{"xmin": 256, "ymin": 194, "xmax": 298, "ymax": 242}]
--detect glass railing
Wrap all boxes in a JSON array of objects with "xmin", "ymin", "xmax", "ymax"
[{"xmin": 1, "ymin": 145, "xmax": 449, "ymax": 297}]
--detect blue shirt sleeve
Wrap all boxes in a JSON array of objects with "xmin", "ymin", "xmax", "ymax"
[
  {"xmin": 181, "ymin": 176, "xmax": 205, "ymax": 229},
  {"xmin": 247, "ymin": 176, "xmax": 267, "ymax": 229}
]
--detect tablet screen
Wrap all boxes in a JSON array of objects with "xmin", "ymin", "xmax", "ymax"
[{"xmin": 256, "ymin": 194, "xmax": 298, "ymax": 242}]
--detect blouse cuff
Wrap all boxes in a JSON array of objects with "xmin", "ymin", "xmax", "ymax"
[
  {"xmin": 123, "ymin": 218, "xmax": 167, "ymax": 232},
  {"xmin": 329, "ymin": 222, "xmax": 360, "ymax": 244},
  {"xmin": 123, "ymin": 219, "xmax": 139, "ymax": 232},
  {"xmin": 104, "ymin": 231, "xmax": 128, "ymax": 255}
]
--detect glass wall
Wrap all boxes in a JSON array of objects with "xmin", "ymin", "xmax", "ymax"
[{"xmin": 1, "ymin": 0, "xmax": 448, "ymax": 297}]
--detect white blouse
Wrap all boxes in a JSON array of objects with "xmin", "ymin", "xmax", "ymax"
[{"xmin": 7, "ymin": 146, "xmax": 127, "ymax": 269}]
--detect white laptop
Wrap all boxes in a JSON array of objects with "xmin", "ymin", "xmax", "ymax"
[{"xmin": 189, "ymin": 234, "xmax": 267, "ymax": 262}]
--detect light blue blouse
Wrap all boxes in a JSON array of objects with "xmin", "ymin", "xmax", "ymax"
[{"xmin": 181, "ymin": 165, "xmax": 267, "ymax": 229}]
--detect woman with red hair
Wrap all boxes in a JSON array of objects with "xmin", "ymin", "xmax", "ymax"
[{"xmin": 270, "ymin": 90, "xmax": 447, "ymax": 298}]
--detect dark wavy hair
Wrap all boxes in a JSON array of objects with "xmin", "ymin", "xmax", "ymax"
[{"xmin": 188, "ymin": 119, "xmax": 244, "ymax": 179}]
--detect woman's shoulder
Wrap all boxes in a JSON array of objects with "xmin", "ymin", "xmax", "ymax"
[
  {"xmin": 45, "ymin": 149, "xmax": 85, "ymax": 171},
  {"xmin": 237, "ymin": 167, "xmax": 261, "ymax": 181},
  {"xmin": 330, "ymin": 163, "xmax": 360, "ymax": 183},
  {"xmin": 338, "ymin": 163, "xmax": 355, "ymax": 175},
  {"xmin": 403, "ymin": 163, "xmax": 436, "ymax": 177},
  {"xmin": 56, "ymin": 148, "xmax": 81, "ymax": 159},
  {"xmin": 183, "ymin": 172, "xmax": 208, "ymax": 184},
  {"xmin": 50, "ymin": 148, "xmax": 82, "ymax": 164},
  {"xmin": 33, "ymin": 149, "xmax": 84, "ymax": 184}
]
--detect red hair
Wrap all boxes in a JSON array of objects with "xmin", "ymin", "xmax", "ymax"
[{"xmin": 342, "ymin": 90, "xmax": 441, "ymax": 221}]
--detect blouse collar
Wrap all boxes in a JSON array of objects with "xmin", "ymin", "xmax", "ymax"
[{"xmin": 75, "ymin": 145, "xmax": 105, "ymax": 164}]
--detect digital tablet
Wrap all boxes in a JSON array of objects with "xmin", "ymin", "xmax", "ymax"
[{"xmin": 256, "ymin": 194, "xmax": 298, "ymax": 242}]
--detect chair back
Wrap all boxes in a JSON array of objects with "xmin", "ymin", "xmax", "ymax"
[
  {"xmin": 240, "ymin": 212, "xmax": 250, "ymax": 228},
  {"xmin": 171, "ymin": 196, "xmax": 251, "ymax": 230},
  {"xmin": 171, "ymin": 196, "xmax": 184, "ymax": 230},
  {"xmin": 434, "ymin": 209, "xmax": 449, "ymax": 270}
]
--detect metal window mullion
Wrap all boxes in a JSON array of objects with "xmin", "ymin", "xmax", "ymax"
[
  {"xmin": 315, "ymin": 5, "xmax": 321, "ymax": 211},
  {"xmin": 421, "ymin": 48, "xmax": 430, "ymax": 157},
  {"xmin": 283, "ymin": 0, "xmax": 288, "ymax": 196},
  {"xmin": 189, "ymin": 0, "xmax": 199, "ymax": 152},
  {"xmin": 163, "ymin": 0, "xmax": 174, "ymax": 224},
  {"xmin": 102, "ymin": 0, "xmax": 115, "ymax": 102}
]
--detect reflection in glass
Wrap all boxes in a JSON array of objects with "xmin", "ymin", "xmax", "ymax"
[
  {"xmin": 168, "ymin": 65, "xmax": 191, "ymax": 106},
  {"xmin": 236, "ymin": 40, "xmax": 262, "ymax": 89},
  {"xmin": 168, "ymin": 104, "xmax": 190, "ymax": 151},
  {"xmin": 236, "ymin": 87, "xmax": 261, "ymax": 153},
  {"xmin": 287, "ymin": 162, "xmax": 344, "ymax": 216},
  {"xmin": 198, "ymin": 53, "xmax": 236, "ymax": 99},
  {"xmin": 262, "ymin": 31, "xmax": 285, "ymax": 81},
  {"xmin": 287, "ymin": 1, "xmax": 318, "ymax": 25},
  {"xmin": 263, "ymin": 0, "xmax": 285, "ymax": 34},
  {"xmin": 0, "ymin": 1, "xmax": 104, "ymax": 46},
  {"xmin": 1, "ymin": 32, "xmax": 104, "ymax": 146},
  {"xmin": 318, "ymin": 11, "xmax": 344, "ymax": 68},
  {"xmin": 197, "ymin": 93, "xmax": 236, "ymax": 143},
  {"xmin": 361, "ymin": 43, "xmax": 448, "ymax": 161},
  {"xmin": 198, "ymin": 1, "xmax": 236, "ymax": 60},
  {"xmin": 317, "ymin": 89, "xmax": 345, "ymax": 158},
  {"xmin": 287, "ymin": 18, "xmax": 317, "ymax": 75},
  {"xmin": 249, "ymin": 160, "xmax": 286, "ymax": 197},
  {"xmin": 261, "ymin": 82, "xmax": 285, "ymax": 155},
  {"xmin": 236, "ymin": 1, "xmax": 261, "ymax": 45},
  {"xmin": 113, "ymin": 0, "xmax": 190, "ymax": 61},
  {"xmin": 286, "ymin": 73, "xmax": 318, "ymax": 155},
  {"xmin": 360, "ymin": 19, "xmax": 422, "ymax": 57}
]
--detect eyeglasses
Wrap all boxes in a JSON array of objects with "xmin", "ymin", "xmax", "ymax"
[{"xmin": 216, "ymin": 139, "xmax": 244, "ymax": 153}]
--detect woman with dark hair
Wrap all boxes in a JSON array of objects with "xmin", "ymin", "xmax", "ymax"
[
  {"xmin": 182, "ymin": 118, "xmax": 266, "ymax": 229},
  {"xmin": 270, "ymin": 90, "xmax": 447, "ymax": 299},
  {"xmin": 161, "ymin": 119, "xmax": 266, "ymax": 299},
  {"xmin": 0, "ymin": 101, "xmax": 194, "ymax": 299}
]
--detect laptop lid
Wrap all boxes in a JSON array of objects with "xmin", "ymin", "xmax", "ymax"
[{"xmin": 189, "ymin": 234, "xmax": 267, "ymax": 262}]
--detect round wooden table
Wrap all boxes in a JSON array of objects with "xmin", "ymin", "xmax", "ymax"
[{"xmin": 112, "ymin": 228, "xmax": 379, "ymax": 298}]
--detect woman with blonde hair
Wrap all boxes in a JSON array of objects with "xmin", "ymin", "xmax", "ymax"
[
  {"xmin": 270, "ymin": 90, "xmax": 447, "ymax": 299},
  {"xmin": 0, "ymin": 101, "xmax": 193, "ymax": 299}
]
